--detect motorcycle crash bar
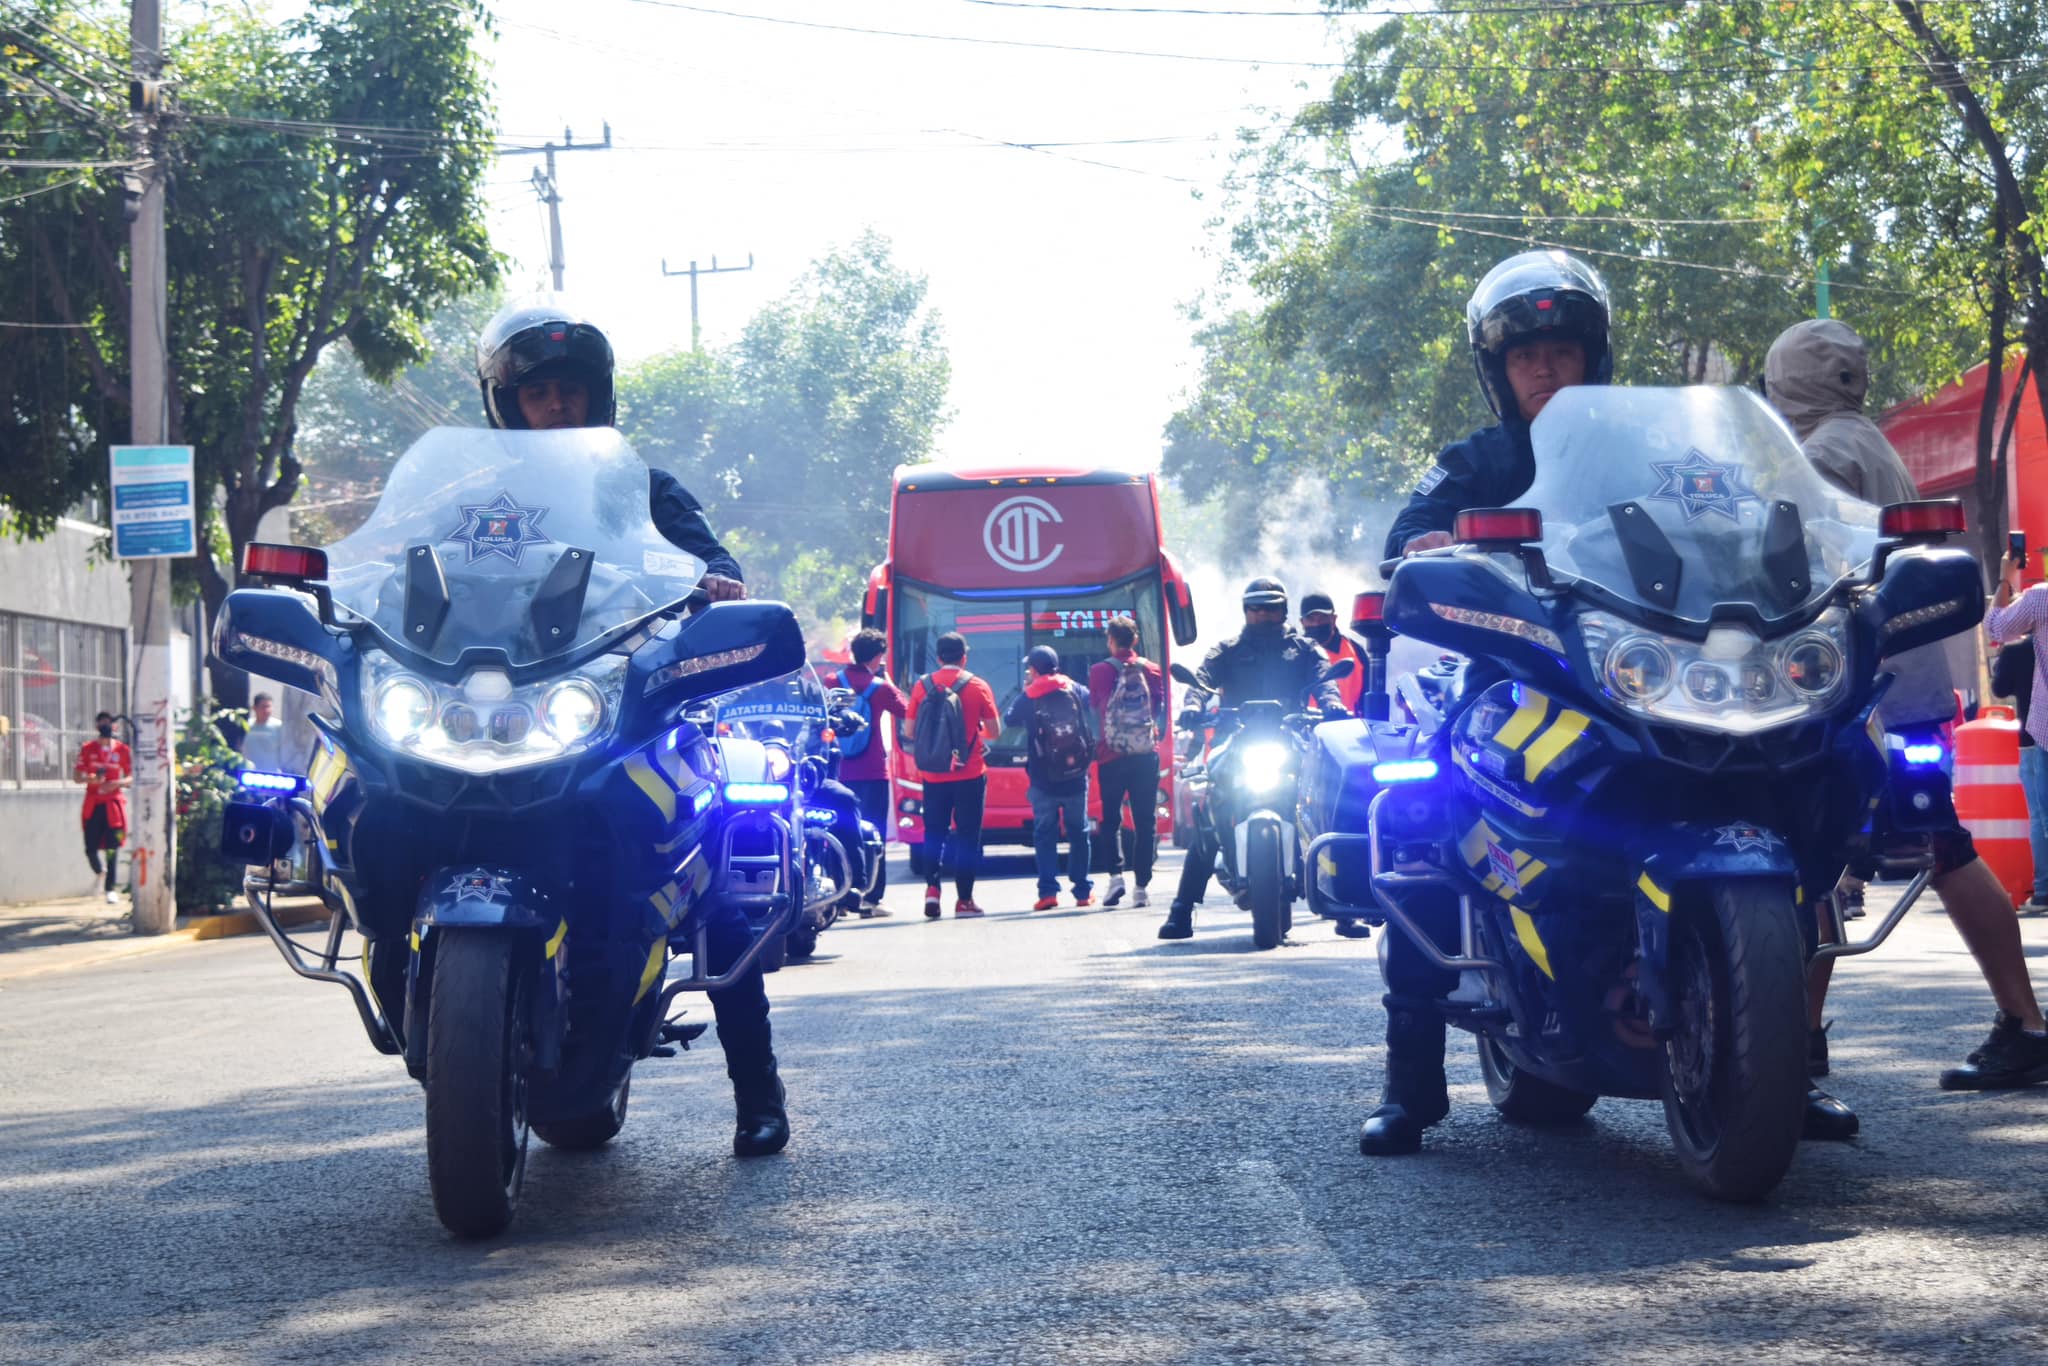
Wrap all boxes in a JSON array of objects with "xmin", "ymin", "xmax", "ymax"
[{"xmin": 1810, "ymin": 867, "xmax": 1931, "ymax": 963}]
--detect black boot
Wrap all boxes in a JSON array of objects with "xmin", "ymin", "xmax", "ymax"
[
  {"xmin": 732, "ymin": 1067, "xmax": 789, "ymax": 1157},
  {"xmin": 1156, "ymin": 900, "xmax": 1194, "ymax": 940},
  {"xmin": 1360, "ymin": 1004, "xmax": 1450, "ymax": 1156},
  {"xmin": 1801, "ymin": 1085, "xmax": 1858, "ymax": 1141}
]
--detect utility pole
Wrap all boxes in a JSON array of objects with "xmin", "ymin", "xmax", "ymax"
[
  {"xmin": 126, "ymin": 0, "xmax": 174, "ymax": 934},
  {"xmin": 508, "ymin": 124, "xmax": 611, "ymax": 292},
  {"xmin": 659, "ymin": 254, "xmax": 755, "ymax": 350}
]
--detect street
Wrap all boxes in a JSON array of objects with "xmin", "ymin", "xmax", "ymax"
[{"xmin": 3, "ymin": 852, "xmax": 2047, "ymax": 1365}]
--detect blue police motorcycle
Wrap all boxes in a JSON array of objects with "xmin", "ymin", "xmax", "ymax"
[
  {"xmin": 212, "ymin": 426, "xmax": 807, "ymax": 1236},
  {"xmin": 714, "ymin": 669, "xmax": 882, "ymax": 965},
  {"xmin": 1302, "ymin": 387, "xmax": 1983, "ymax": 1200}
]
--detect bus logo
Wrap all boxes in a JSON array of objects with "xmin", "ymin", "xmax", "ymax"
[{"xmin": 983, "ymin": 495, "xmax": 1065, "ymax": 573}]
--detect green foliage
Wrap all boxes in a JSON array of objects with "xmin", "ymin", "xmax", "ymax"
[
  {"xmin": 173, "ymin": 701, "xmax": 247, "ymax": 915},
  {"xmin": 0, "ymin": 0, "xmax": 500, "ymax": 673},
  {"xmin": 620, "ymin": 232, "xmax": 951, "ymax": 647}
]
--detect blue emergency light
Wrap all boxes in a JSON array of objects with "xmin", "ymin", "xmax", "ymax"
[
  {"xmin": 725, "ymin": 781, "xmax": 790, "ymax": 806},
  {"xmin": 239, "ymin": 769, "xmax": 306, "ymax": 792},
  {"xmin": 1372, "ymin": 759, "xmax": 1440, "ymax": 784},
  {"xmin": 1901, "ymin": 743, "xmax": 1945, "ymax": 766}
]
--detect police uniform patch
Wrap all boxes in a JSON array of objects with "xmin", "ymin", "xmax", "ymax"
[{"xmin": 1415, "ymin": 464, "xmax": 1451, "ymax": 496}]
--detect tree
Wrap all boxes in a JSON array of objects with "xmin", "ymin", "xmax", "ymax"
[
  {"xmin": 1, "ymin": 1, "xmax": 498, "ymax": 691},
  {"xmin": 620, "ymin": 232, "xmax": 950, "ymax": 645}
]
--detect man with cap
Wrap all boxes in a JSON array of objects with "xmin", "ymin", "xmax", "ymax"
[
  {"xmin": 1299, "ymin": 591, "xmax": 1366, "ymax": 716},
  {"xmin": 1006, "ymin": 645, "xmax": 1096, "ymax": 910},
  {"xmin": 1157, "ymin": 577, "xmax": 1346, "ymax": 940}
]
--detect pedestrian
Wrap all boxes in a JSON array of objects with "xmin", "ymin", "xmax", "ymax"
[
  {"xmin": 1007, "ymin": 644, "xmax": 1095, "ymax": 911},
  {"xmin": 1087, "ymin": 614, "xmax": 1166, "ymax": 908},
  {"xmin": 73, "ymin": 711, "xmax": 131, "ymax": 904},
  {"xmin": 903, "ymin": 631, "xmax": 1000, "ymax": 919},
  {"xmin": 1298, "ymin": 591, "xmax": 1365, "ymax": 715},
  {"xmin": 238, "ymin": 692, "xmax": 290, "ymax": 774},
  {"xmin": 833, "ymin": 630, "xmax": 908, "ymax": 917},
  {"xmin": 1992, "ymin": 635, "xmax": 2048, "ymax": 914},
  {"xmin": 1764, "ymin": 318, "xmax": 2048, "ymax": 1106}
]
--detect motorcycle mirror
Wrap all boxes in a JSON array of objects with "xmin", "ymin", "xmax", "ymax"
[
  {"xmin": 1320, "ymin": 657, "xmax": 1357, "ymax": 681},
  {"xmin": 1169, "ymin": 662, "xmax": 1200, "ymax": 688}
]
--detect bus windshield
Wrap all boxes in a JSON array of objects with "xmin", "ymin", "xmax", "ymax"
[{"xmin": 893, "ymin": 572, "xmax": 1166, "ymax": 756}]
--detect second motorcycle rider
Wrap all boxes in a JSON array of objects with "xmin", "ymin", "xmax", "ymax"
[{"xmin": 475, "ymin": 295, "xmax": 788, "ymax": 1157}]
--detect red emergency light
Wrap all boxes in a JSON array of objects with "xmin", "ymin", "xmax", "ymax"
[
  {"xmin": 242, "ymin": 542, "xmax": 329, "ymax": 581},
  {"xmin": 1350, "ymin": 591, "xmax": 1386, "ymax": 625},
  {"xmin": 1454, "ymin": 508, "xmax": 1543, "ymax": 545},
  {"xmin": 1878, "ymin": 499, "xmax": 1967, "ymax": 540}
]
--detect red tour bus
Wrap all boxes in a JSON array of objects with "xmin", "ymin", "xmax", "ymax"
[{"xmin": 861, "ymin": 463, "xmax": 1199, "ymax": 851}]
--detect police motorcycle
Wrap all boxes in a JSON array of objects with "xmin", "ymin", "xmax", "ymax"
[
  {"xmin": 211, "ymin": 426, "xmax": 807, "ymax": 1237},
  {"xmin": 1169, "ymin": 659, "xmax": 1353, "ymax": 951},
  {"xmin": 712, "ymin": 669, "xmax": 882, "ymax": 965},
  {"xmin": 1301, "ymin": 386, "xmax": 1982, "ymax": 1200}
]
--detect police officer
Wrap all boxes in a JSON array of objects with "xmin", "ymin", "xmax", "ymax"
[
  {"xmin": 477, "ymin": 295, "xmax": 786, "ymax": 1157},
  {"xmin": 1365, "ymin": 250, "xmax": 1614, "ymax": 1155},
  {"xmin": 1383, "ymin": 250, "xmax": 1613, "ymax": 561},
  {"xmin": 1156, "ymin": 577, "xmax": 1344, "ymax": 941}
]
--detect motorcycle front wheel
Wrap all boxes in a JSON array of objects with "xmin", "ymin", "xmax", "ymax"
[
  {"xmin": 1657, "ymin": 880, "xmax": 1806, "ymax": 1202},
  {"xmin": 425, "ymin": 928, "xmax": 533, "ymax": 1237},
  {"xmin": 1246, "ymin": 822, "xmax": 1285, "ymax": 951},
  {"xmin": 1477, "ymin": 1033, "xmax": 1597, "ymax": 1123}
]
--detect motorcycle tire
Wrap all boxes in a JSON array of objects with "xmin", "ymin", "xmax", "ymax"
[
  {"xmin": 1657, "ymin": 880, "xmax": 1806, "ymax": 1203},
  {"xmin": 425, "ymin": 928, "xmax": 532, "ymax": 1238},
  {"xmin": 1247, "ymin": 822, "xmax": 1285, "ymax": 951},
  {"xmin": 787, "ymin": 926, "xmax": 821, "ymax": 961},
  {"xmin": 533, "ymin": 1074, "xmax": 632, "ymax": 1152},
  {"xmin": 1477, "ymin": 1034, "xmax": 1597, "ymax": 1123}
]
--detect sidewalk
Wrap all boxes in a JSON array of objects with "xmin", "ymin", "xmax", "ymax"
[{"xmin": 0, "ymin": 891, "xmax": 328, "ymax": 985}]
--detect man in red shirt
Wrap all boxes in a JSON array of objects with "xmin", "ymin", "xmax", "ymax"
[
  {"xmin": 833, "ymin": 629, "xmax": 909, "ymax": 917},
  {"xmin": 74, "ymin": 711, "xmax": 132, "ymax": 903},
  {"xmin": 903, "ymin": 631, "xmax": 1000, "ymax": 919},
  {"xmin": 1087, "ymin": 615, "xmax": 1167, "ymax": 907}
]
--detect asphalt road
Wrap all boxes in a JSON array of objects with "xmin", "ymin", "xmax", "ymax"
[{"xmin": 3, "ymin": 849, "xmax": 2047, "ymax": 1364}]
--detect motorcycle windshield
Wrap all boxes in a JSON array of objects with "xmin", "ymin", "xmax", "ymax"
[
  {"xmin": 1524, "ymin": 386, "xmax": 1879, "ymax": 624},
  {"xmin": 323, "ymin": 427, "xmax": 705, "ymax": 666},
  {"xmin": 714, "ymin": 668, "xmax": 828, "ymax": 747}
]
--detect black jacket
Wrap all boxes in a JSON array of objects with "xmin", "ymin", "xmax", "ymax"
[
  {"xmin": 1196, "ymin": 624, "xmax": 1344, "ymax": 714},
  {"xmin": 1383, "ymin": 420, "xmax": 1535, "ymax": 560},
  {"xmin": 1994, "ymin": 639, "xmax": 2035, "ymax": 749},
  {"xmin": 650, "ymin": 468, "xmax": 743, "ymax": 583}
]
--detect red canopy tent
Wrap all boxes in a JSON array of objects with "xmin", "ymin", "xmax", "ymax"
[{"xmin": 1880, "ymin": 359, "xmax": 2048, "ymax": 582}]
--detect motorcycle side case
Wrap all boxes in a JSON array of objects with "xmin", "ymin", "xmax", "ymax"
[{"xmin": 1299, "ymin": 718, "xmax": 1427, "ymax": 919}]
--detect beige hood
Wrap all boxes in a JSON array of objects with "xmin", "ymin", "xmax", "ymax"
[{"xmin": 1764, "ymin": 318, "xmax": 1869, "ymax": 440}]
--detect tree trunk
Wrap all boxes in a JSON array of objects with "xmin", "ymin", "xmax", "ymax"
[{"xmin": 1973, "ymin": 216, "xmax": 2011, "ymax": 578}]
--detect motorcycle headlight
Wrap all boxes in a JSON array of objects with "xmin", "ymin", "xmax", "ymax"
[
  {"xmin": 1237, "ymin": 741, "xmax": 1292, "ymax": 793},
  {"xmin": 1581, "ymin": 608, "xmax": 1852, "ymax": 735},
  {"xmin": 359, "ymin": 653, "xmax": 628, "ymax": 772}
]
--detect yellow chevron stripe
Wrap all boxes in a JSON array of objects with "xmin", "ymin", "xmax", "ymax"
[
  {"xmin": 632, "ymin": 941, "xmax": 666, "ymax": 1004},
  {"xmin": 1494, "ymin": 693, "xmax": 1551, "ymax": 751},
  {"xmin": 1637, "ymin": 872, "xmax": 1671, "ymax": 913},
  {"xmin": 1510, "ymin": 906, "xmax": 1554, "ymax": 978},
  {"xmin": 544, "ymin": 918, "xmax": 568, "ymax": 960},
  {"xmin": 623, "ymin": 751, "xmax": 677, "ymax": 822},
  {"xmin": 1459, "ymin": 819, "xmax": 1496, "ymax": 869},
  {"xmin": 1523, "ymin": 710, "xmax": 1591, "ymax": 780}
]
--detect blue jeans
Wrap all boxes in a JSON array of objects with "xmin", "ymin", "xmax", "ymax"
[
  {"xmin": 2019, "ymin": 744, "xmax": 2048, "ymax": 901},
  {"xmin": 1029, "ymin": 783, "xmax": 1092, "ymax": 899}
]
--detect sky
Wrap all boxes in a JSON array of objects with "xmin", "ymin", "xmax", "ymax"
[{"xmin": 476, "ymin": 0, "xmax": 1373, "ymax": 469}]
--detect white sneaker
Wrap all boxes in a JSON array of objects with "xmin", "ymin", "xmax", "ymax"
[
  {"xmin": 104, "ymin": 890, "xmax": 120, "ymax": 904},
  {"xmin": 1103, "ymin": 874, "xmax": 1127, "ymax": 907},
  {"xmin": 1133, "ymin": 887, "xmax": 1149, "ymax": 908}
]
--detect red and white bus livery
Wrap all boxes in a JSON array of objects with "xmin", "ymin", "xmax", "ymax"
[{"xmin": 862, "ymin": 464, "xmax": 1199, "ymax": 849}]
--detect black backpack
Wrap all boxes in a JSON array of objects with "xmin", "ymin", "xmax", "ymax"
[
  {"xmin": 1030, "ymin": 683, "xmax": 1092, "ymax": 785},
  {"xmin": 912, "ymin": 672, "xmax": 973, "ymax": 774}
]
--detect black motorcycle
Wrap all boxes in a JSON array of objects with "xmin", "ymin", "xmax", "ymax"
[
  {"xmin": 213, "ymin": 425, "xmax": 807, "ymax": 1236},
  {"xmin": 1303, "ymin": 386, "xmax": 1982, "ymax": 1200}
]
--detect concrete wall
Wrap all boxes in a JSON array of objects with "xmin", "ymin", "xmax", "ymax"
[{"xmin": 0, "ymin": 521, "xmax": 133, "ymax": 904}]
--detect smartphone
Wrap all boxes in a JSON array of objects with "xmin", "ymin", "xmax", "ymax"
[{"xmin": 2011, "ymin": 530, "xmax": 2027, "ymax": 562}]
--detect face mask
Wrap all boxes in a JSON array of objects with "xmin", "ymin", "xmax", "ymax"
[
  {"xmin": 97, "ymin": 723, "xmax": 114, "ymax": 738},
  {"xmin": 1305, "ymin": 622, "xmax": 1338, "ymax": 647},
  {"xmin": 1243, "ymin": 617, "xmax": 1284, "ymax": 637}
]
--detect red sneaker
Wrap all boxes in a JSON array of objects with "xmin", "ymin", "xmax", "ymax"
[
  {"xmin": 1074, "ymin": 895, "xmax": 1095, "ymax": 908},
  {"xmin": 954, "ymin": 900, "xmax": 984, "ymax": 917},
  {"xmin": 923, "ymin": 885, "xmax": 942, "ymax": 919},
  {"xmin": 1031, "ymin": 895, "xmax": 1059, "ymax": 912}
]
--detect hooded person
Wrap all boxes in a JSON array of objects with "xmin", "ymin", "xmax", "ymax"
[{"xmin": 1765, "ymin": 317, "xmax": 2048, "ymax": 1113}]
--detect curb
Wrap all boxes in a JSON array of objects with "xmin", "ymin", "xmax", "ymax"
[
  {"xmin": 186, "ymin": 899, "xmax": 330, "ymax": 940},
  {"xmin": 0, "ymin": 898, "xmax": 330, "ymax": 983}
]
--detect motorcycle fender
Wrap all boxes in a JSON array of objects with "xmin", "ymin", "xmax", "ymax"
[
  {"xmin": 1631, "ymin": 824, "xmax": 1800, "ymax": 1034},
  {"xmin": 1235, "ymin": 809, "xmax": 1285, "ymax": 882},
  {"xmin": 403, "ymin": 867, "xmax": 567, "ymax": 1080}
]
